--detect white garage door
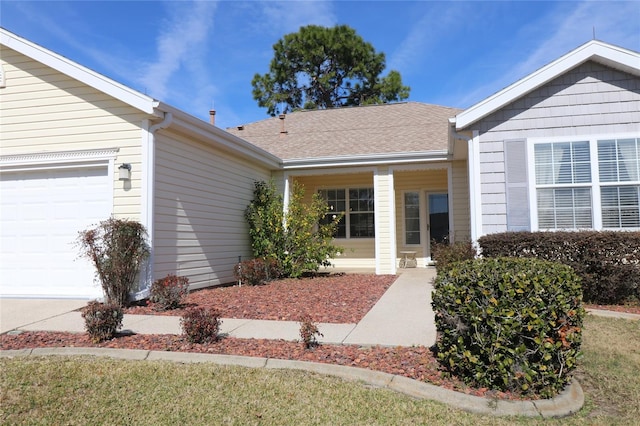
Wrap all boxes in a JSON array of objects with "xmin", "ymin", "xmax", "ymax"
[{"xmin": 0, "ymin": 166, "xmax": 112, "ymax": 298}]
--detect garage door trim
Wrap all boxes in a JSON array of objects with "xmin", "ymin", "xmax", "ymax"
[{"xmin": 0, "ymin": 148, "xmax": 119, "ymax": 173}]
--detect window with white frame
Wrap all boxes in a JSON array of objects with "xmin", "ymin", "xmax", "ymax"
[
  {"xmin": 598, "ymin": 138, "xmax": 640, "ymax": 228},
  {"xmin": 404, "ymin": 191, "xmax": 420, "ymax": 244},
  {"xmin": 319, "ymin": 188, "xmax": 375, "ymax": 238},
  {"xmin": 533, "ymin": 137, "xmax": 640, "ymax": 230}
]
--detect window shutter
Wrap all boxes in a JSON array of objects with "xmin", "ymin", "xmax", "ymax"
[{"xmin": 505, "ymin": 139, "xmax": 530, "ymax": 231}]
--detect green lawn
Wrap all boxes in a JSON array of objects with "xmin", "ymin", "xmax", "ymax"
[{"xmin": 1, "ymin": 315, "xmax": 638, "ymax": 425}]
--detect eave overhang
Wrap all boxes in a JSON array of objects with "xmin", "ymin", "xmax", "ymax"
[{"xmin": 281, "ymin": 150, "xmax": 450, "ymax": 170}]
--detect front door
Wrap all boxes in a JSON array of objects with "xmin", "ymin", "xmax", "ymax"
[{"xmin": 427, "ymin": 193, "xmax": 449, "ymax": 245}]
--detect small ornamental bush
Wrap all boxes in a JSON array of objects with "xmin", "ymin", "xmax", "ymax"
[
  {"xmin": 299, "ymin": 314, "xmax": 323, "ymax": 349},
  {"xmin": 76, "ymin": 218, "xmax": 149, "ymax": 308},
  {"xmin": 81, "ymin": 301, "xmax": 123, "ymax": 343},
  {"xmin": 181, "ymin": 307, "xmax": 222, "ymax": 344},
  {"xmin": 149, "ymin": 274, "xmax": 190, "ymax": 311},
  {"xmin": 432, "ymin": 257, "xmax": 585, "ymax": 398},
  {"xmin": 431, "ymin": 239, "xmax": 477, "ymax": 272},
  {"xmin": 233, "ymin": 258, "xmax": 282, "ymax": 286}
]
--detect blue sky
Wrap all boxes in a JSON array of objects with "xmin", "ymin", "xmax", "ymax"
[{"xmin": 2, "ymin": 1, "xmax": 639, "ymax": 129}]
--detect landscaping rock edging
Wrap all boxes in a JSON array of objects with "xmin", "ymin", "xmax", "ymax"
[{"xmin": 0, "ymin": 347, "xmax": 584, "ymax": 418}]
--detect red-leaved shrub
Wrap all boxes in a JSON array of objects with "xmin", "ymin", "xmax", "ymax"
[{"xmin": 181, "ymin": 307, "xmax": 222, "ymax": 344}]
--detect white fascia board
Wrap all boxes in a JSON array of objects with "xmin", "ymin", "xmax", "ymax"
[
  {"xmin": 1, "ymin": 28, "xmax": 161, "ymax": 117},
  {"xmin": 454, "ymin": 40, "xmax": 640, "ymax": 130},
  {"xmin": 282, "ymin": 150, "xmax": 450, "ymax": 170},
  {"xmin": 159, "ymin": 104, "xmax": 282, "ymax": 170}
]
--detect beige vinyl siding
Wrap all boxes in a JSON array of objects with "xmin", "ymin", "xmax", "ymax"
[
  {"xmin": 1, "ymin": 46, "xmax": 147, "ymax": 220},
  {"xmin": 473, "ymin": 61, "xmax": 640, "ymax": 234},
  {"xmin": 294, "ymin": 172, "xmax": 376, "ymax": 269},
  {"xmin": 451, "ymin": 160, "xmax": 471, "ymax": 242},
  {"xmin": 153, "ymin": 129, "xmax": 271, "ymax": 289}
]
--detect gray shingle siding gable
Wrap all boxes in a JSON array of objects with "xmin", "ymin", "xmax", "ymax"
[{"xmin": 474, "ymin": 61, "xmax": 640, "ymax": 234}]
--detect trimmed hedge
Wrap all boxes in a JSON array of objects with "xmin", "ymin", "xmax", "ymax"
[
  {"xmin": 432, "ymin": 257, "xmax": 585, "ymax": 398},
  {"xmin": 478, "ymin": 231, "xmax": 640, "ymax": 305}
]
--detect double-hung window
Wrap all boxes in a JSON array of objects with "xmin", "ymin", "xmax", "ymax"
[
  {"xmin": 535, "ymin": 141, "xmax": 592, "ymax": 229},
  {"xmin": 598, "ymin": 138, "xmax": 640, "ymax": 228},
  {"xmin": 319, "ymin": 188, "xmax": 375, "ymax": 238},
  {"xmin": 533, "ymin": 137, "xmax": 640, "ymax": 230}
]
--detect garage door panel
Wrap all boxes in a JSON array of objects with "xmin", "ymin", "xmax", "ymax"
[{"xmin": 1, "ymin": 166, "xmax": 112, "ymax": 298}]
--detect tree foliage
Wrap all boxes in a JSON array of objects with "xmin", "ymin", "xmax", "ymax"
[
  {"xmin": 245, "ymin": 180, "xmax": 342, "ymax": 278},
  {"xmin": 252, "ymin": 25, "xmax": 410, "ymax": 116}
]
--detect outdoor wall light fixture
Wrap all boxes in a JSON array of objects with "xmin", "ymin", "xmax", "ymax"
[{"xmin": 118, "ymin": 163, "xmax": 132, "ymax": 181}]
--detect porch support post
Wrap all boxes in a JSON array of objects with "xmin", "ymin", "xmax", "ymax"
[
  {"xmin": 374, "ymin": 166, "xmax": 396, "ymax": 275},
  {"xmin": 468, "ymin": 130, "xmax": 482, "ymax": 242}
]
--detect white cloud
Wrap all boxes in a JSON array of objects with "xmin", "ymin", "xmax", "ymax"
[
  {"xmin": 453, "ymin": 0, "xmax": 640, "ymax": 108},
  {"xmin": 257, "ymin": 0, "xmax": 336, "ymax": 34},
  {"xmin": 388, "ymin": 2, "xmax": 467, "ymax": 74},
  {"xmin": 510, "ymin": 1, "xmax": 639, "ymax": 84},
  {"xmin": 138, "ymin": 0, "xmax": 218, "ymax": 101}
]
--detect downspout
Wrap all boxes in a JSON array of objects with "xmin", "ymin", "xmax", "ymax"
[{"xmin": 137, "ymin": 112, "xmax": 173, "ymax": 299}]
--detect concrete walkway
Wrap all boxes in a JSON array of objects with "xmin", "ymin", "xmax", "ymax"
[{"xmin": 0, "ymin": 268, "xmax": 438, "ymax": 347}]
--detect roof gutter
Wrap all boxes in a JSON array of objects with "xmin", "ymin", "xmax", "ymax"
[
  {"xmin": 281, "ymin": 150, "xmax": 450, "ymax": 170},
  {"xmin": 157, "ymin": 103, "xmax": 282, "ymax": 170}
]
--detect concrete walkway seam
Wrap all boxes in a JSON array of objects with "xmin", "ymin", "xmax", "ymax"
[{"xmin": 0, "ymin": 347, "xmax": 584, "ymax": 418}]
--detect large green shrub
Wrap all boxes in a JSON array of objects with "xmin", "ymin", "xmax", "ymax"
[
  {"xmin": 432, "ymin": 257, "xmax": 585, "ymax": 398},
  {"xmin": 77, "ymin": 218, "xmax": 150, "ymax": 308},
  {"xmin": 244, "ymin": 180, "xmax": 286, "ymax": 263},
  {"xmin": 244, "ymin": 180, "xmax": 342, "ymax": 278},
  {"xmin": 478, "ymin": 231, "xmax": 640, "ymax": 305}
]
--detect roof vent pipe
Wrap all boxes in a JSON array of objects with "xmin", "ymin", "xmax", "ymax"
[
  {"xmin": 209, "ymin": 109, "xmax": 216, "ymax": 126},
  {"xmin": 279, "ymin": 114, "xmax": 287, "ymax": 134}
]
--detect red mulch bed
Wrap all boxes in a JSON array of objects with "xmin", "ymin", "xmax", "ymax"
[
  {"xmin": 0, "ymin": 331, "xmax": 515, "ymax": 400},
  {"xmin": 125, "ymin": 274, "xmax": 397, "ymax": 324},
  {"xmin": 3, "ymin": 273, "xmax": 637, "ymax": 401}
]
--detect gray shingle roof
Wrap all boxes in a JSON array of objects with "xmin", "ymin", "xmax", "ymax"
[{"xmin": 226, "ymin": 102, "xmax": 460, "ymax": 161}]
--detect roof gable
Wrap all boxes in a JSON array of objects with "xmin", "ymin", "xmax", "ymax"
[
  {"xmin": 1, "ymin": 27, "xmax": 161, "ymax": 117},
  {"xmin": 454, "ymin": 40, "xmax": 640, "ymax": 130}
]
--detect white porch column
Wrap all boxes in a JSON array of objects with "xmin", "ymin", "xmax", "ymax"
[
  {"xmin": 374, "ymin": 166, "xmax": 396, "ymax": 274},
  {"xmin": 468, "ymin": 130, "xmax": 482, "ymax": 242}
]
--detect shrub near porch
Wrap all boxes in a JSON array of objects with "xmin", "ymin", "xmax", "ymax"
[{"xmin": 432, "ymin": 257, "xmax": 585, "ymax": 398}]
